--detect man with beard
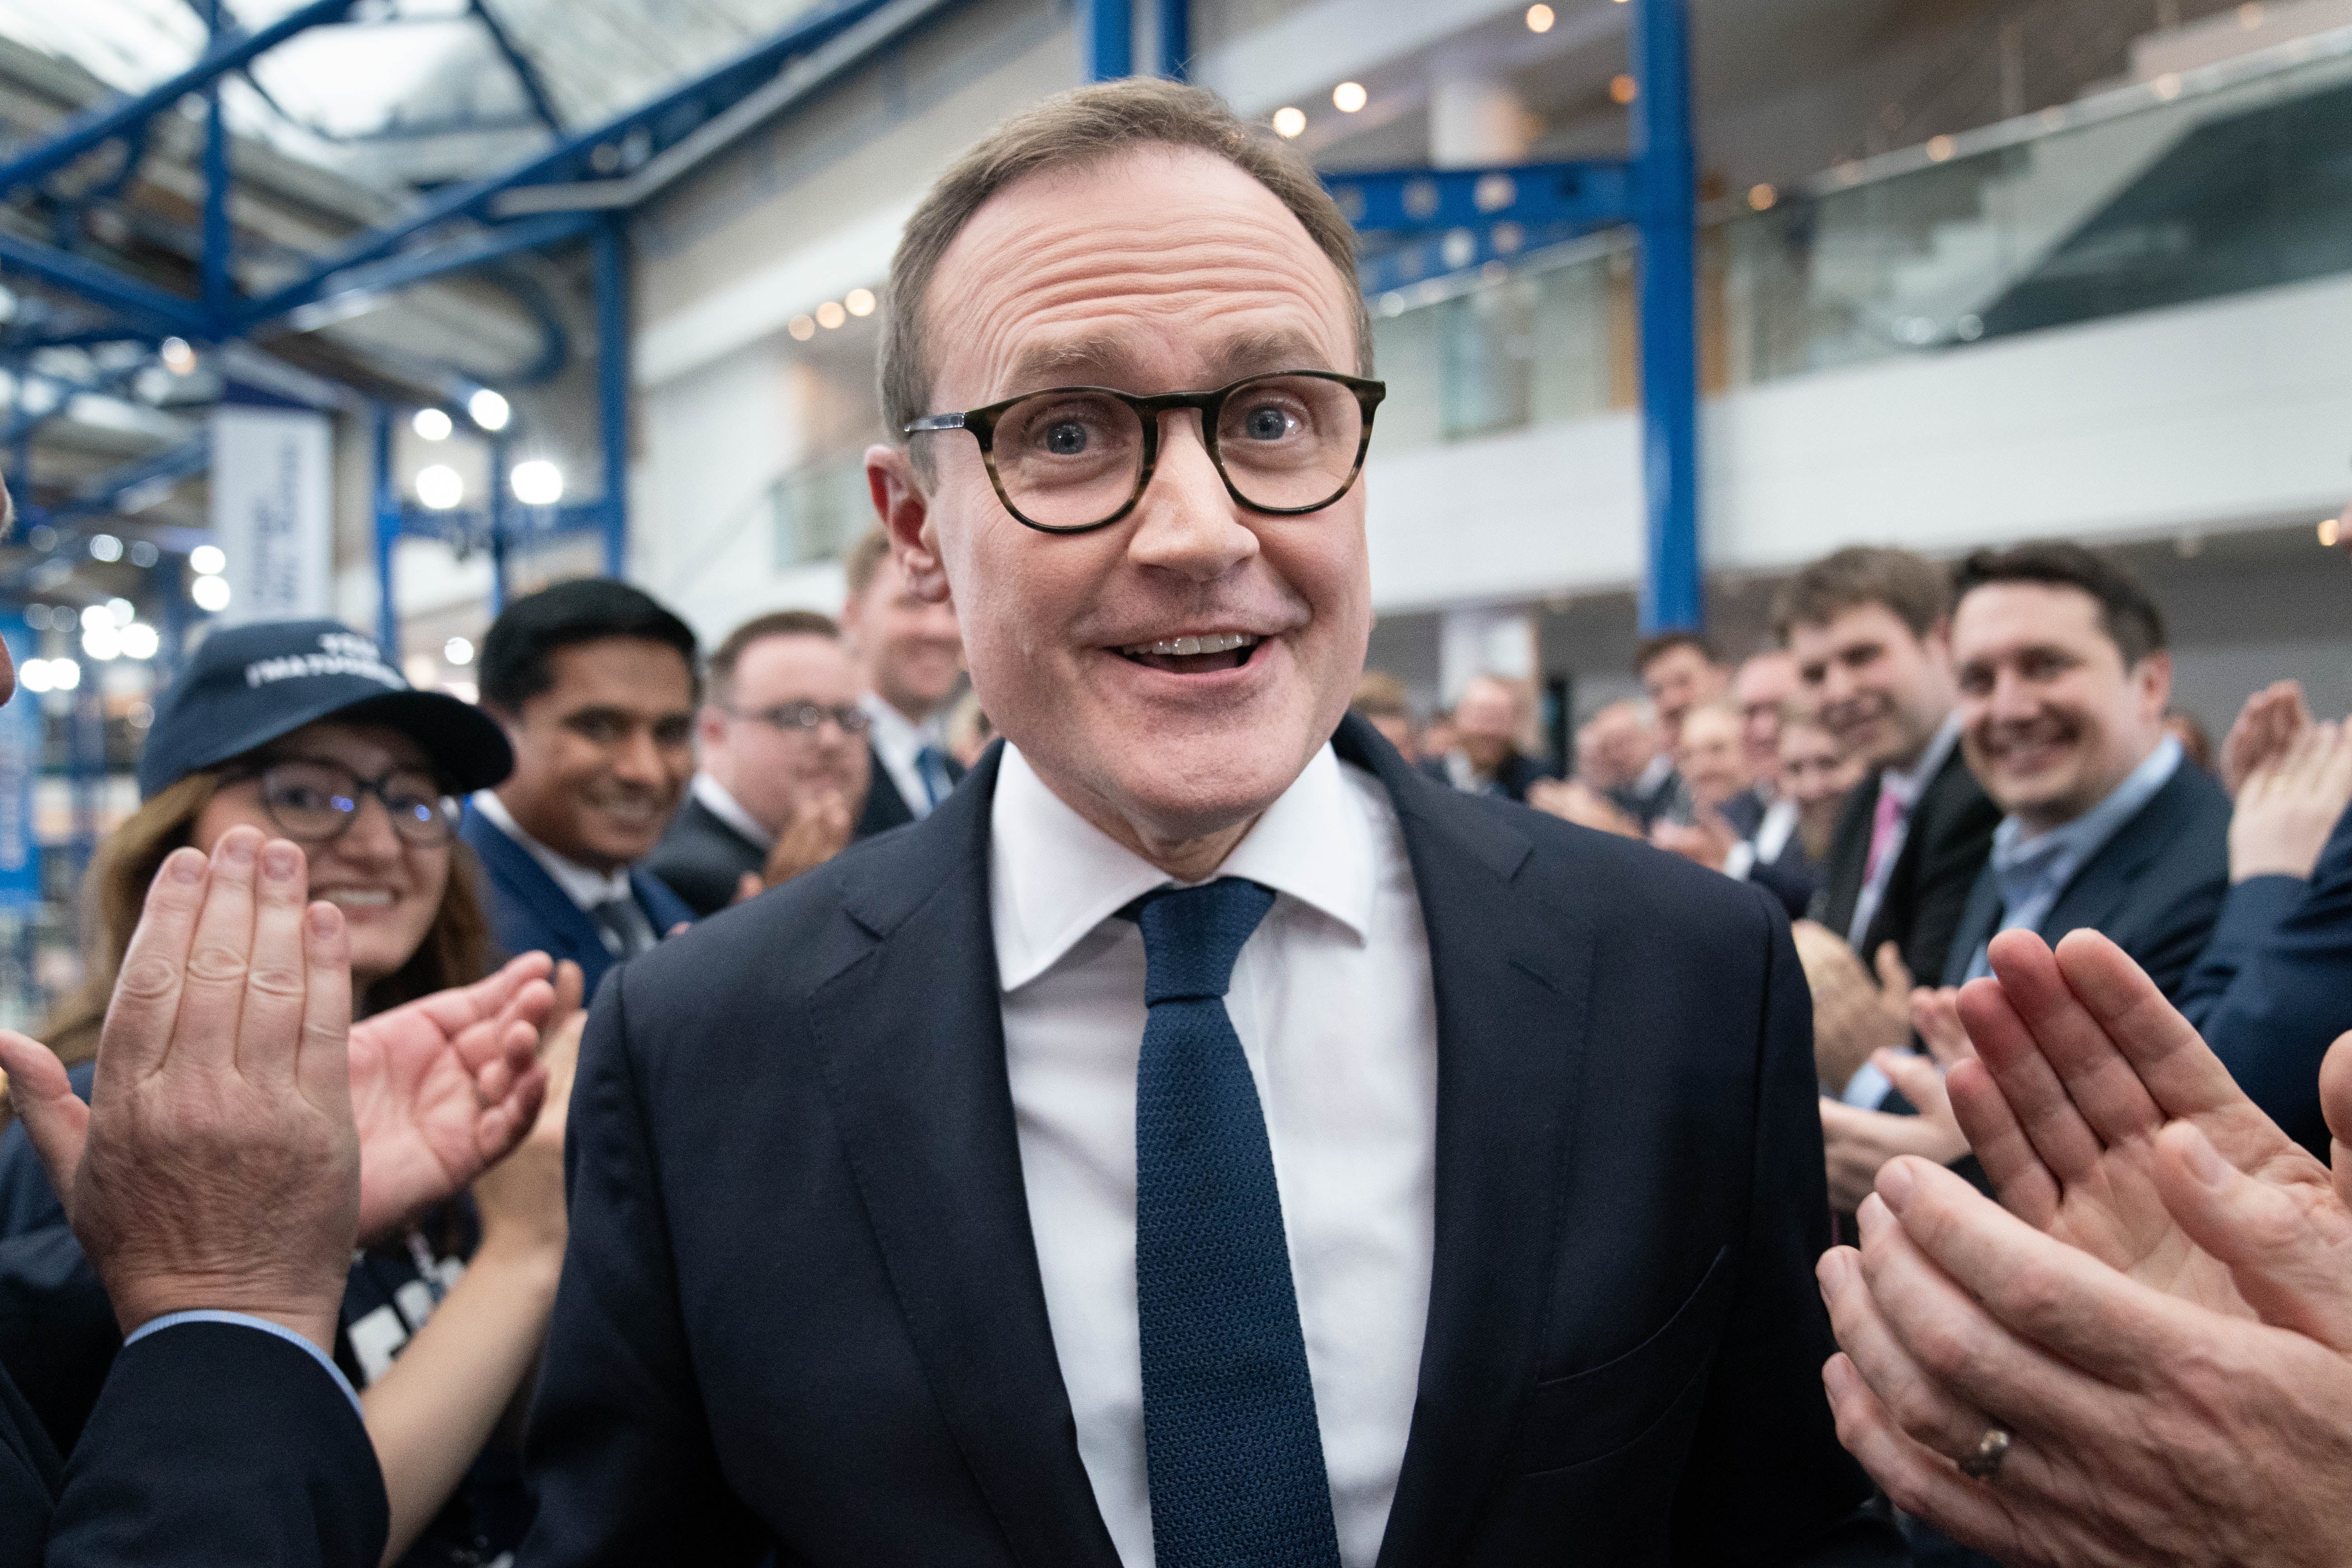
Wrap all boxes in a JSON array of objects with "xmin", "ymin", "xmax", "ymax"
[
  {"xmin": 462, "ymin": 580, "xmax": 699, "ymax": 994},
  {"xmin": 1938, "ymin": 543, "xmax": 2228, "ymax": 993}
]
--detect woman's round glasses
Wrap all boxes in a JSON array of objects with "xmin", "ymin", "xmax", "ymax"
[
  {"xmin": 227, "ymin": 759, "xmax": 456, "ymax": 848},
  {"xmin": 903, "ymin": 370, "xmax": 1386, "ymax": 534}
]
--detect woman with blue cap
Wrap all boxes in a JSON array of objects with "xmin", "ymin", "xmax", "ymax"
[{"xmin": 1, "ymin": 618, "xmax": 580, "ymax": 1568}]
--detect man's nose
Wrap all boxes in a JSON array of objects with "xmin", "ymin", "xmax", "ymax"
[
  {"xmin": 610, "ymin": 727, "xmax": 667, "ymax": 784},
  {"xmin": 1126, "ymin": 413, "xmax": 1259, "ymax": 584}
]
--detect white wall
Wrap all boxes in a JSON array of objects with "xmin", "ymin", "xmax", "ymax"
[{"xmin": 1365, "ymin": 271, "xmax": 2352, "ymax": 613}]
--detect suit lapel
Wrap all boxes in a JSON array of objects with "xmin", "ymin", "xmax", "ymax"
[
  {"xmin": 809, "ymin": 750, "xmax": 1120, "ymax": 1568},
  {"xmin": 1942, "ymin": 865, "xmax": 2004, "ymax": 986},
  {"xmin": 856, "ymin": 745, "xmax": 916, "ymax": 837},
  {"xmin": 2038, "ymin": 771, "xmax": 2184, "ymax": 943},
  {"xmin": 460, "ymin": 808, "xmax": 607, "ymax": 966},
  {"xmin": 1336, "ymin": 720, "xmax": 1597, "ymax": 1568}
]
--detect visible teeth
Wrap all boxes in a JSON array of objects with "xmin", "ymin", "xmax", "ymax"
[
  {"xmin": 323, "ymin": 890, "xmax": 393, "ymax": 908},
  {"xmin": 1120, "ymin": 631, "xmax": 1261, "ymax": 657}
]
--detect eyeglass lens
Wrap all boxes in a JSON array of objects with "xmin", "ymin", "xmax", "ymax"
[
  {"xmin": 990, "ymin": 374, "xmax": 1365, "ymax": 529},
  {"xmin": 260, "ymin": 760, "xmax": 453, "ymax": 846},
  {"xmin": 754, "ymin": 703, "xmax": 870, "ymax": 733}
]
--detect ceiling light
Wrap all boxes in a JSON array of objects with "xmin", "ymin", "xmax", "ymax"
[
  {"xmin": 49, "ymin": 658, "xmax": 80, "ymax": 691},
  {"xmin": 1525, "ymin": 4, "xmax": 1554, "ymax": 30},
  {"xmin": 191, "ymin": 575, "xmax": 231, "ymax": 613},
  {"xmin": 413, "ymin": 407, "xmax": 453, "ymax": 441},
  {"xmin": 158, "ymin": 336, "xmax": 197, "ymax": 376},
  {"xmin": 82, "ymin": 621, "xmax": 120, "ymax": 661},
  {"xmin": 87, "ymin": 534, "xmax": 123, "ymax": 562},
  {"xmin": 510, "ymin": 460, "xmax": 564, "ymax": 506},
  {"xmin": 1610, "ymin": 74, "xmax": 1638, "ymax": 105},
  {"xmin": 119, "ymin": 623, "xmax": 159, "ymax": 660},
  {"xmin": 817, "ymin": 301, "xmax": 847, "ymax": 330},
  {"xmin": 1926, "ymin": 134, "xmax": 1955, "ymax": 161},
  {"xmin": 467, "ymin": 387, "xmax": 511, "ymax": 432},
  {"xmin": 845, "ymin": 288, "xmax": 876, "ymax": 317},
  {"xmin": 2323, "ymin": 516, "xmax": 2343, "ymax": 548},
  {"xmin": 189, "ymin": 544, "xmax": 226, "ymax": 576},
  {"xmin": 107, "ymin": 597, "xmax": 134, "ymax": 626},
  {"xmin": 788, "ymin": 314, "xmax": 816, "ymax": 341},
  {"xmin": 444, "ymin": 635, "xmax": 476, "ymax": 666},
  {"xmin": 18, "ymin": 660, "xmax": 51, "ymax": 694},
  {"xmin": 1272, "ymin": 106, "xmax": 1306, "ymax": 138},
  {"xmin": 1333, "ymin": 82, "xmax": 1367, "ymax": 113},
  {"xmin": 416, "ymin": 464, "xmax": 465, "ymax": 510},
  {"xmin": 129, "ymin": 540, "xmax": 159, "ymax": 567},
  {"xmin": 1749, "ymin": 183, "xmax": 1777, "ymax": 211}
]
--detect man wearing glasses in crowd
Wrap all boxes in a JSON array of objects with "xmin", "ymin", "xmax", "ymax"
[
  {"xmin": 522, "ymin": 80, "xmax": 1898, "ymax": 1567},
  {"xmin": 648, "ymin": 609, "xmax": 875, "ymax": 916}
]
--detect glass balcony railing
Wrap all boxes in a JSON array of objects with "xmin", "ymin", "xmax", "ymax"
[
  {"xmin": 1369, "ymin": 26, "xmax": 2352, "ymax": 457},
  {"xmin": 769, "ymin": 451, "xmax": 875, "ymax": 569}
]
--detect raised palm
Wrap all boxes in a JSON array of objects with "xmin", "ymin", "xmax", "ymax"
[
  {"xmin": 1947, "ymin": 928, "xmax": 2343, "ymax": 1323},
  {"xmin": 348, "ymin": 953, "xmax": 571, "ymax": 1241}
]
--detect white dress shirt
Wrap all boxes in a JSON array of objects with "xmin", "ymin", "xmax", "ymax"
[
  {"xmin": 691, "ymin": 771, "xmax": 775, "ymax": 850},
  {"xmin": 992, "ymin": 742, "xmax": 1438, "ymax": 1568},
  {"xmin": 861, "ymin": 692, "xmax": 951, "ymax": 819}
]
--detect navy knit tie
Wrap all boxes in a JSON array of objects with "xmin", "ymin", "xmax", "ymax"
[{"xmin": 1132, "ymin": 878, "xmax": 1342, "ymax": 1568}]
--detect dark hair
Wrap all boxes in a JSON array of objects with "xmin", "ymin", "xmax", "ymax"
[
  {"xmin": 479, "ymin": 578, "xmax": 700, "ymax": 715},
  {"xmin": 1635, "ymin": 630, "xmax": 1719, "ymax": 676},
  {"xmin": 708, "ymin": 609, "xmax": 841, "ymax": 707},
  {"xmin": 1772, "ymin": 546, "xmax": 1951, "ymax": 646},
  {"xmin": 1952, "ymin": 543, "xmax": 2166, "ymax": 667}
]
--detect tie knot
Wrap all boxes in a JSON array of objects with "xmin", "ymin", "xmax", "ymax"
[{"xmin": 1134, "ymin": 878, "xmax": 1275, "ymax": 1004}]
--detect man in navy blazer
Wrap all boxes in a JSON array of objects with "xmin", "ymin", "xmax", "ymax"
[
  {"xmin": 524, "ymin": 81, "xmax": 1891, "ymax": 1568},
  {"xmin": 1936, "ymin": 544, "xmax": 2229, "ymax": 995},
  {"xmin": 463, "ymin": 579, "xmax": 701, "ymax": 994}
]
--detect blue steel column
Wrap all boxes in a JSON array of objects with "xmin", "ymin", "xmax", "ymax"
[
  {"xmin": 201, "ymin": 0, "xmax": 234, "ymax": 328},
  {"xmin": 372, "ymin": 407, "xmax": 402, "ymax": 656},
  {"xmin": 594, "ymin": 217, "xmax": 629, "ymax": 579},
  {"xmin": 1631, "ymin": 0, "xmax": 1700, "ymax": 632},
  {"xmin": 1082, "ymin": 0, "xmax": 1133, "ymax": 81},
  {"xmin": 1158, "ymin": 0, "xmax": 1188, "ymax": 79}
]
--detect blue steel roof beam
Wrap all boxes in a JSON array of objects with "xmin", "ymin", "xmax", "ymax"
[
  {"xmin": 1326, "ymin": 160, "xmax": 1635, "ymax": 239},
  {"xmin": 271, "ymin": 209, "xmax": 596, "ymax": 335},
  {"xmin": 69, "ymin": 433, "xmax": 209, "ymax": 511},
  {"xmin": 469, "ymin": 0, "xmax": 565, "ymax": 136},
  {"xmin": 0, "ymin": 233, "xmax": 206, "ymax": 340},
  {"xmin": 240, "ymin": 0, "xmax": 900, "ymax": 322},
  {"xmin": 0, "ymin": 0, "xmax": 359, "ymax": 201}
]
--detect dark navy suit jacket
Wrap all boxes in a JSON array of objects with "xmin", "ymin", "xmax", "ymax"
[
  {"xmin": 0, "ymin": 1303, "xmax": 385, "ymax": 1568},
  {"xmin": 1939, "ymin": 760, "xmax": 2232, "ymax": 995},
  {"xmin": 458, "ymin": 805, "xmax": 696, "ymax": 997},
  {"xmin": 520, "ymin": 715, "xmax": 1898, "ymax": 1566},
  {"xmin": 2178, "ymin": 799, "xmax": 2352, "ymax": 1156},
  {"xmin": 854, "ymin": 741, "xmax": 968, "ymax": 838}
]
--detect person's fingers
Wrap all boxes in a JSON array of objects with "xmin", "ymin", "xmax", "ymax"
[
  {"xmin": 1878, "ymin": 1154, "xmax": 2212, "ymax": 1388},
  {"xmin": 1874, "ymin": 942, "xmax": 1915, "ymax": 1000},
  {"xmin": 1821, "ymin": 1231, "xmax": 1999, "ymax": 1459},
  {"xmin": 2150, "ymin": 1120, "xmax": 2352, "ymax": 1351},
  {"xmin": 295, "ymin": 900, "xmax": 354, "ymax": 1116},
  {"xmin": 734, "ymin": 871, "xmax": 764, "ymax": 904},
  {"xmin": 1874, "ymin": 1048, "xmax": 1953, "ymax": 1127},
  {"xmin": 548, "ymin": 959, "xmax": 584, "ymax": 1031},
  {"xmin": 236, "ymin": 840, "xmax": 312, "ymax": 1088},
  {"xmin": 486, "ymin": 977, "xmax": 557, "ymax": 1059},
  {"xmin": 2044, "ymin": 928, "xmax": 2251, "ymax": 1123},
  {"xmin": 95, "ymin": 846, "xmax": 210, "ymax": 1085},
  {"xmin": 1984, "ymin": 929, "xmax": 2166, "ymax": 1148},
  {"xmin": 1946, "ymin": 1058, "xmax": 2061, "ymax": 1226},
  {"xmin": 0, "ymin": 1030, "xmax": 90, "ymax": 1205},
  {"xmin": 473, "ymin": 1060, "xmax": 550, "ymax": 1169},
  {"xmin": 413, "ymin": 952, "xmax": 548, "ymax": 1035},
  {"xmin": 1954, "ymin": 965, "xmax": 2108, "ymax": 1186},
  {"xmin": 1911, "ymin": 987, "xmax": 1975, "ymax": 1068},
  {"xmin": 2322, "ymin": 1031, "xmax": 2352, "ymax": 1216},
  {"xmin": 163, "ymin": 826, "xmax": 267, "ymax": 1077},
  {"xmin": 1819, "ymin": 1354, "xmax": 2028, "ymax": 1561}
]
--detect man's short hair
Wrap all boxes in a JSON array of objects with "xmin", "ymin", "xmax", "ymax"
[
  {"xmin": 1635, "ymin": 630, "xmax": 1720, "ymax": 676},
  {"xmin": 479, "ymin": 578, "xmax": 700, "ymax": 715},
  {"xmin": 708, "ymin": 609, "xmax": 841, "ymax": 708},
  {"xmin": 844, "ymin": 527, "xmax": 893, "ymax": 601},
  {"xmin": 1352, "ymin": 669, "xmax": 1411, "ymax": 719},
  {"xmin": 1952, "ymin": 542, "xmax": 2167, "ymax": 667},
  {"xmin": 1771, "ymin": 546, "xmax": 1952, "ymax": 646},
  {"xmin": 880, "ymin": 78, "xmax": 1372, "ymax": 476}
]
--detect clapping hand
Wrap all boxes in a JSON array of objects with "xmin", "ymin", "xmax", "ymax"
[
  {"xmin": 2220, "ymin": 679, "xmax": 2312, "ymax": 797},
  {"xmin": 2229, "ymin": 717, "xmax": 2352, "ymax": 882},
  {"xmin": 734, "ymin": 791, "xmax": 855, "ymax": 902}
]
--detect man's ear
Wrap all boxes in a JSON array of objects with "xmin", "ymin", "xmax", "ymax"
[
  {"xmin": 865, "ymin": 443, "xmax": 948, "ymax": 604},
  {"xmin": 2136, "ymin": 648, "xmax": 2174, "ymax": 714}
]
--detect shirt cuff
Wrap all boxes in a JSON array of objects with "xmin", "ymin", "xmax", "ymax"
[
  {"xmin": 1839, "ymin": 1059, "xmax": 1894, "ymax": 1109},
  {"xmin": 1722, "ymin": 842, "xmax": 1757, "ymax": 881},
  {"xmin": 124, "ymin": 1310, "xmax": 362, "ymax": 1421}
]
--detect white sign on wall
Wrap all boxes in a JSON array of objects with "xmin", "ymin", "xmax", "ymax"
[{"xmin": 210, "ymin": 404, "xmax": 333, "ymax": 624}]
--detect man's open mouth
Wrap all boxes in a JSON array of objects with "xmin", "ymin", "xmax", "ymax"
[{"xmin": 1115, "ymin": 631, "xmax": 1265, "ymax": 675}]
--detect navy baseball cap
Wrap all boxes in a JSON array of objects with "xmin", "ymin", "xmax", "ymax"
[{"xmin": 138, "ymin": 620, "xmax": 513, "ymax": 800}]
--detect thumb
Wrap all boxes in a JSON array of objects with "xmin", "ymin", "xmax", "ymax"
[
  {"xmin": 0, "ymin": 1030, "xmax": 89, "ymax": 1208},
  {"xmin": 1873, "ymin": 941, "xmax": 1914, "ymax": 999},
  {"xmin": 2154, "ymin": 1119, "xmax": 2352, "ymax": 1351},
  {"xmin": 2324, "ymin": 1030, "xmax": 2352, "ymax": 1215},
  {"xmin": 1871, "ymin": 1047, "xmax": 1951, "ymax": 1126},
  {"xmin": 734, "ymin": 871, "xmax": 764, "ymax": 905}
]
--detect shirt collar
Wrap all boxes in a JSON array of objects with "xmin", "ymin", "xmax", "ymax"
[
  {"xmin": 692, "ymin": 772, "xmax": 774, "ymax": 850},
  {"xmin": 988, "ymin": 741, "xmax": 1376, "ymax": 993},
  {"xmin": 1634, "ymin": 752, "xmax": 1675, "ymax": 795},
  {"xmin": 1881, "ymin": 711, "xmax": 1963, "ymax": 808},
  {"xmin": 469, "ymin": 788, "xmax": 634, "ymax": 910},
  {"xmin": 861, "ymin": 691, "xmax": 944, "ymax": 767},
  {"xmin": 1990, "ymin": 732, "xmax": 2183, "ymax": 879}
]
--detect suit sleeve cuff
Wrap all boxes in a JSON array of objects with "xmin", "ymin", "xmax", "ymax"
[{"xmin": 124, "ymin": 1310, "xmax": 361, "ymax": 1421}]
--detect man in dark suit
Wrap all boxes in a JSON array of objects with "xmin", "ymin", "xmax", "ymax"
[
  {"xmin": 522, "ymin": 79, "xmax": 1896, "ymax": 1568},
  {"xmin": 842, "ymin": 527, "xmax": 968, "ymax": 835},
  {"xmin": 461, "ymin": 579, "xmax": 700, "ymax": 995},
  {"xmin": 1936, "ymin": 543, "xmax": 2229, "ymax": 994},
  {"xmin": 648, "ymin": 610, "xmax": 873, "ymax": 916},
  {"xmin": 0, "ymin": 823, "xmax": 389, "ymax": 1567},
  {"xmin": 1420, "ymin": 671, "xmax": 1556, "ymax": 803}
]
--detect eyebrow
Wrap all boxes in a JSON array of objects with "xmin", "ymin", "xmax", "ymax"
[{"xmin": 999, "ymin": 327, "xmax": 1336, "ymax": 399}]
